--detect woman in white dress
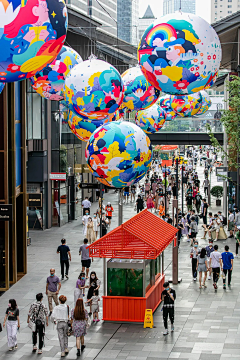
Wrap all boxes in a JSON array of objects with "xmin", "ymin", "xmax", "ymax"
[{"xmin": 92, "ymin": 213, "xmax": 99, "ymax": 239}]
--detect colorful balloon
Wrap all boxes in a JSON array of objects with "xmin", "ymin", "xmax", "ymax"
[
  {"xmin": 0, "ymin": 0, "xmax": 68, "ymax": 83},
  {"xmin": 85, "ymin": 121, "xmax": 152, "ymax": 188},
  {"xmin": 196, "ymin": 90, "xmax": 211, "ymax": 115},
  {"xmin": 30, "ymin": 46, "xmax": 82, "ymax": 100},
  {"xmin": 157, "ymin": 95, "xmax": 177, "ymax": 121},
  {"xmin": 135, "ymin": 104, "xmax": 166, "ymax": 134},
  {"xmin": 64, "ymin": 59, "xmax": 124, "ymax": 120},
  {"xmin": 138, "ymin": 12, "xmax": 221, "ymax": 95},
  {"xmin": 170, "ymin": 93, "xmax": 202, "ymax": 117},
  {"xmin": 0, "ymin": 82, "xmax": 5, "ymax": 94},
  {"xmin": 121, "ymin": 66, "xmax": 160, "ymax": 111}
]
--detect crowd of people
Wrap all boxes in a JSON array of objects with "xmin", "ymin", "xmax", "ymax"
[{"xmin": 2, "ymin": 145, "xmax": 239, "ymax": 349}]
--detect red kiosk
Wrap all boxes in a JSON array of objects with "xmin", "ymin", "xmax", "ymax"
[{"xmin": 88, "ymin": 209, "xmax": 178, "ymax": 322}]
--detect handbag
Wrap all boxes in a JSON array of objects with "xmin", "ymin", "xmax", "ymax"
[
  {"xmin": 86, "ymin": 315, "xmax": 91, "ymax": 329},
  {"xmin": 35, "ymin": 304, "xmax": 43, "ymax": 327},
  {"xmin": 67, "ymin": 305, "xmax": 73, "ymax": 337},
  {"xmin": 28, "ymin": 303, "xmax": 42, "ymax": 332},
  {"xmin": 0, "ymin": 323, "xmax": 2, "ymax": 332}
]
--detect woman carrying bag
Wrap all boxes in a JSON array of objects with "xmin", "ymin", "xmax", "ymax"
[
  {"xmin": 71, "ymin": 298, "xmax": 89, "ymax": 357},
  {"xmin": 3, "ymin": 299, "xmax": 20, "ymax": 351}
]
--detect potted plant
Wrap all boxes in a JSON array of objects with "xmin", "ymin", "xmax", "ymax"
[{"xmin": 210, "ymin": 186, "xmax": 223, "ymax": 206}]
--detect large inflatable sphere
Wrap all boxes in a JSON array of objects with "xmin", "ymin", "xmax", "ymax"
[
  {"xmin": 85, "ymin": 121, "xmax": 153, "ymax": 188},
  {"xmin": 196, "ymin": 90, "xmax": 211, "ymax": 115},
  {"xmin": 0, "ymin": 82, "xmax": 5, "ymax": 93},
  {"xmin": 158, "ymin": 95, "xmax": 177, "ymax": 121},
  {"xmin": 64, "ymin": 59, "xmax": 124, "ymax": 120},
  {"xmin": 135, "ymin": 104, "xmax": 166, "ymax": 134},
  {"xmin": 170, "ymin": 93, "xmax": 202, "ymax": 117},
  {"xmin": 121, "ymin": 66, "xmax": 160, "ymax": 111},
  {"xmin": 138, "ymin": 12, "xmax": 221, "ymax": 95},
  {"xmin": 30, "ymin": 46, "xmax": 82, "ymax": 100},
  {"xmin": 0, "ymin": 0, "xmax": 68, "ymax": 83}
]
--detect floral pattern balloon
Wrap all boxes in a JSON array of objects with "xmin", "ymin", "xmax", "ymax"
[
  {"xmin": 157, "ymin": 95, "xmax": 177, "ymax": 121},
  {"xmin": 170, "ymin": 93, "xmax": 202, "ymax": 117},
  {"xmin": 135, "ymin": 104, "xmax": 166, "ymax": 134},
  {"xmin": 0, "ymin": 82, "xmax": 5, "ymax": 94},
  {"xmin": 85, "ymin": 121, "xmax": 152, "ymax": 188},
  {"xmin": 64, "ymin": 59, "xmax": 124, "ymax": 120},
  {"xmin": 0, "ymin": 0, "xmax": 68, "ymax": 83},
  {"xmin": 138, "ymin": 12, "xmax": 221, "ymax": 95},
  {"xmin": 121, "ymin": 66, "xmax": 160, "ymax": 111},
  {"xmin": 196, "ymin": 90, "xmax": 211, "ymax": 115},
  {"xmin": 30, "ymin": 46, "xmax": 82, "ymax": 100}
]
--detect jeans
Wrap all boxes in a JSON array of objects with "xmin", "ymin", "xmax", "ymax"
[
  {"xmin": 61, "ymin": 260, "xmax": 69, "ymax": 279},
  {"xmin": 212, "ymin": 267, "xmax": 220, "ymax": 284},
  {"xmin": 32, "ymin": 323, "xmax": 44, "ymax": 350},
  {"xmin": 6, "ymin": 320, "xmax": 18, "ymax": 348},
  {"xmin": 47, "ymin": 290, "xmax": 59, "ymax": 312},
  {"xmin": 192, "ymin": 258, "xmax": 197, "ymax": 278},
  {"xmin": 57, "ymin": 322, "xmax": 68, "ymax": 352},
  {"xmin": 223, "ymin": 269, "xmax": 232, "ymax": 286},
  {"xmin": 163, "ymin": 307, "xmax": 174, "ymax": 329}
]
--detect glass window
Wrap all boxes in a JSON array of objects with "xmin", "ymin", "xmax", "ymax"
[
  {"xmin": 228, "ymin": 5, "xmax": 232, "ymax": 7},
  {"xmin": 32, "ymin": 93, "xmax": 42, "ymax": 139},
  {"xmin": 27, "ymin": 92, "xmax": 33, "ymax": 139},
  {"xmin": 228, "ymin": 10, "xmax": 232, "ymax": 13}
]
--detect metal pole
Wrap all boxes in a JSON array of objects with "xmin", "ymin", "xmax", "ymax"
[
  {"xmin": 176, "ymin": 158, "xmax": 179, "ymax": 200},
  {"xmin": 99, "ymin": 183, "xmax": 106, "ymax": 296},
  {"xmin": 164, "ymin": 165, "xmax": 167, "ymax": 213},
  {"xmin": 181, "ymin": 162, "xmax": 184, "ymax": 214},
  {"xmin": 223, "ymin": 74, "xmax": 229, "ymax": 217},
  {"xmin": 162, "ymin": 251, "xmax": 164, "ymax": 274},
  {"xmin": 99, "ymin": 183, "xmax": 103, "ymax": 238},
  {"xmin": 118, "ymin": 189, "xmax": 123, "ymax": 226}
]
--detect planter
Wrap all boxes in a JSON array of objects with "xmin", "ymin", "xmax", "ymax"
[{"xmin": 216, "ymin": 199, "xmax": 221, "ymax": 206}]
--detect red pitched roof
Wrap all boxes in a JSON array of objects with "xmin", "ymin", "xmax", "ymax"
[{"xmin": 88, "ymin": 209, "xmax": 178, "ymax": 259}]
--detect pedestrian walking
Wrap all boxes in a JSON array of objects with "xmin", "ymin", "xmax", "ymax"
[
  {"xmin": 205, "ymin": 240, "xmax": 214, "ymax": 280},
  {"xmin": 130, "ymin": 184, "xmax": 136, "ymax": 202},
  {"xmin": 221, "ymin": 245, "xmax": 234, "ymax": 289},
  {"xmin": 3, "ymin": 299, "xmax": 20, "ymax": 351},
  {"xmin": 57, "ymin": 239, "xmax": 71, "ymax": 281},
  {"xmin": 228, "ymin": 210, "xmax": 235, "ymax": 238},
  {"xmin": 46, "ymin": 268, "xmax": 61, "ymax": 315},
  {"xmin": 147, "ymin": 194, "xmax": 154, "ymax": 212},
  {"xmin": 161, "ymin": 282, "xmax": 176, "ymax": 335},
  {"xmin": 197, "ymin": 248, "xmax": 208, "ymax": 289},
  {"xmin": 85, "ymin": 290, "xmax": 100, "ymax": 322},
  {"xmin": 189, "ymin": 216, "xmax": 198, "ymax": 245},
  {"xmin": 105, "ymin": 202, "xmax": 114, "ymax": 226},
  {"xmin": 79, "ymin": 239, "xmax": 91, "ymax": 279},
  {"xmin": 202, "ymin": 198, "xmax": 208, "ymax": 225},
  {"xmin": 209, "ymin": 245, "xmax": 222, "ymax": 290},
  {"xmin": 51, "ymin": 295, "xmax": 69, "ymax": 358},
  {"xmin": 71, "ymin": 298, "xmax": 89, "ymax": 357},
  {"xmin": 82, "ymin": 211, "xmax": 90, "ymax": 236},
  {"xmin": 136, "ymin": 195, "xmax": 144, "ymax": 213},
  {"xmin": 195, "ymin": 191, "xmax": 202, "ymax": 214},
  {"xmin": 27, "ymin": 293, "xmax": 48, "ymax": 355},
  {"xmin": 86, "ymin": 217, "xmax": 96, "ymax": 245},
  {"xmin": 123, "ymin": 186, "xmax": 130, "ymax": 203},
  {"xmin": 190, "ymin": 241, "xmax": 201, "ymax": 281},
  {"xmin": 82, "ymin": 196, "xmax": 91, "ymax": 215},
  {"xmin": 74, "ymin": 272, "xmax": 87, "ymax": 305},
  {"xmin": 92, "ymin": 213, "xmax": 99, "ymax": 238},
  {"xmin": 158, "ymin": 200, "xmax": 165, "ymax": 218},
  {"xmin": 235, "ymin": 226, "xmax": 240, "ymax": 257},
  {"xmin": 87, "ymin": 271, "xmax": 101, "ymax": 315}
]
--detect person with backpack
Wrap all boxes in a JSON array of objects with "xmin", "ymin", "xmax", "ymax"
[
  {"xmin": 189, "ymin": 216, "xmax": 198, "ymax": 246},
  {"xmin": 27, "ymin": 293, "xmax": 48, "ymax": 354},
  {"xmin": 3, "ymin": 299, "xmax": 20, "ymax": 351},
  {"xmin": 51, "ymin": 295, "xmax": 69, "ymax": 358}
]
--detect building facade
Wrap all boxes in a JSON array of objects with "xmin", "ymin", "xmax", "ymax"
[
  {"xmin": 138, "ymin": 5, "xmax": 156, "ymax": 43},
  {"xmin": 211, "ymin": 0, "xmax": 240, "ymax": 22},
  {"xmin": 163, "ymin": 0, "xmax": 196, "ymax": 15},
  {"xmin": 117, "ymin": 0, "xmax": 139, "ymax": 45}
]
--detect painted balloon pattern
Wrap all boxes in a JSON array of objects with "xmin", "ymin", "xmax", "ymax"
[
  {"xmin": 196, "ymin": 90, "xmax": 211, "ymax": 115},
  {"xmin": 157, "ymin": 95, "xmax": 177, "ymax": 121},
  {"xmin": 138, "ymin": 12, "xmax": 221, "ymax": 95},
  {"xmin": 30, "ymin": 46, "xmax": 82, "ymax": 100},
  {"xmin": 85, "ymin": 121, "xmax": 152, "ymax": 188},
  {"xmin": 135, "ymin": 104, "xmax": 166, "ymax": 134},
  {"xmin": 0, "ymin": 0, "xmax": 68, "ymax": 83},
  {"xmin": 170, "ymin": 93, "xmax": 202, "ymax": 117}
]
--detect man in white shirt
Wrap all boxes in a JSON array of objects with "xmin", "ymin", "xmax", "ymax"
[
  {"xmin": 51, "ymin": 295, "xmax": 69, "ymax": 357},
  {"xmin": 82, "ymin": 197, "xmax": 91, "ymax": 215},
  {"xmin": 209, "ymin": 244, "xmax": 222, "ymax": 290}
]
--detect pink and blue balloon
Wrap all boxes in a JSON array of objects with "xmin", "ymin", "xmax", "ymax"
[
  {"xmin": 135, "ymin": 104, "xmax": 166, "ymax": 134},
  {"xmin": 85, "ymin": 121, "xmax": 153, "ymax": 188},
  {"xmin": 30, "ymin": 46, "xmax": 82, "ymax": 100},
  {"xmin": 170, "ymin": 93, "xmax": 202, "ymax": 117},
  {"xmin": 196, "ymin": 90, "xmax": 211, "ymax": 115},
  {"xmin": 121, "ymin": 66, "xmax": 160, "ymax": 111},
  {"xmin": 158, "ymin": 95, "xmax": 177, "ymax": 121},
  {"xmin": 64, "ymin": 59, "xmax": 124, "ymax": 120},
  {"xmin": 138, "ymin": 12, "xmax": 221, "ymax": 95},
  {"xmin": 0, "ymin": 0, "xmax": 68, "ymax": 83}
]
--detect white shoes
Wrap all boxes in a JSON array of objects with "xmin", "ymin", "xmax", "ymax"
[
  {"xmin": 208, "ymin": 276, "xmax": 211, "ymax": 280},
  {"xmin": 193, "ymin": 278, "xmax": 197, "ymax": 281},
  {"xmin": 163, "ymin": 329, "xmax": 169, "ymax": 335},
  {"xmin": 235, "ymin": 255, "xmax": 238, "ymax": 258}
]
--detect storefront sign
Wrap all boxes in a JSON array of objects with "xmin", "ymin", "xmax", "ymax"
[
  {"xmin": 49, "ymin": 173, "xmax": 66, "ymax": 181},
  {"xmin": 74, "ymin": 164, "xmax": 91, "ymax": 173},
  {"xmin": 28, "ymin": 193, "xmax": 42, "ymax": 207},
  {"xmin": 0, "ymin": 205, "xmax": 12, "ymax": 221}
]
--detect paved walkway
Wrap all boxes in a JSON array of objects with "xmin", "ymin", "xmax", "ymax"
[{"xmin": 0, "ymin": 162, "xmax": 239, "ymax": 360}]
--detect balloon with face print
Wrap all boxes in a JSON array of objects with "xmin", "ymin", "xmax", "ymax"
[{"xmin": 0, "ymin": 0, "xmax": 68, "ymax": 83}]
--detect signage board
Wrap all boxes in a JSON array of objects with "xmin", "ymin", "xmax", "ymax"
[
  {"xmin": 28, "ymin": 193, "xmax": 42, "ymax": 207},
  {"xmin": 49, "ymin": 173, "xmax": 66, "ymax": 181},
  {"xmin": 217, "ymin": 171, "xmax": 228, "ymax": 182},
  {"xmin": 78, "ymin": 183, "xmax": 99, "ymax": 189},
  {"xmin": 74, "ymin": 164, "xmax": 91, "ymax": 173},
  {"xmin": 0, "ymin": 205, "xmax": 13, "ymax": 221}
]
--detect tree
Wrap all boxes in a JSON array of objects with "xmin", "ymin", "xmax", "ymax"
[{"xmin": 206, "ymin": 75, "xmax": 240, "ymax": 176}]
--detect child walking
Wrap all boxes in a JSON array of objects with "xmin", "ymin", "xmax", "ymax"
[{"xmin": 85, "ymin": 290, "xmax": 100, "ymax": 322}]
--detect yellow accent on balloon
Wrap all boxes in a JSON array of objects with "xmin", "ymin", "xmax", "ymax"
[
  {"xmin": 98, "ymin": 98, "xmax": 102, "ymax": 107},
  {"xmin": 63, "ymin": 56, "xmax": 73, "ymax": 76},
  {"xmin": 123, "ymin": 100, "xmax": 134, "ymax": 110},
  {"xmin": 76, "ymin": 97, "xmax": 84, "ymax": 106},
  {"xmin": 161, "ymin": 66, "xmax": 183, "ymax": 82},
  {"xmin": 90, "ymin": 94, "xmax": 94, "ymax": 103},
  {"xmin": 20, "ymin": 55, "xmax": 52, "ymax": 72},
  {"xmin": 88, "ymin": 72, "xmax": 101, "ymax": 87},
  {"xmin": 85, "ymin": 87, "xmax": 87, "ymax": 96},
  {"xmin": 29, "ymin": 26, "xmax": 47, "ymax": 45},
  {"xmin": 51, "ymin": 11, "xmax": 56, "ymax": 18},
  {"xmin": 182, "ymin": 30, "xmax": 200, "ymax": 45}
]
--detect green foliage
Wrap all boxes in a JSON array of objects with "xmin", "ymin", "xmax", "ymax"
[
  {"xmin": 60, "ymin": 145, "xmax": 67, "ymax": 173},
  {"xmin": 206, "ymin": 75, "xmax": 240, "ymax": 173},
  {"xmin": 210, "ymin": 186, "xmax": 223, "ymax": 199}
]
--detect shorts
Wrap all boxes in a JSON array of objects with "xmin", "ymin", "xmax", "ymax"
[
  {"xmin": 81, "ymin": 259, "xmax": 91, "ymax": 268},
  {"xmin": 92, "ymin": 304, "xmax": 99, "ymax": 313},
  {"xmin": 190, "ymin": 232, "xmax": 196, "ymax": 239},
  {"xmin": 107, "ymin": 216, "xmax": 112, "ymax": 219},
  {"xmin": 124, "ymin": 192, "xmax": 129, "ymax": 196}
]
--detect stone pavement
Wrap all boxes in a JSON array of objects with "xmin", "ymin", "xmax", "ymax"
[{"xmin": 0, "ymin": 162, "xmax": 240, "ymax": 360}]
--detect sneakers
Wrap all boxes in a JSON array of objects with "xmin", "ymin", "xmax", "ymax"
[
  {"xmin": 96, "ymin": 319, "xmax": 100, "ymax": 322},
  {"xmin": 33, "ymin": 345, "xmax": 37, "ymax": 353},
  {"xmin": 213, "ymin": 283, "xmax": 217, "ymax": 290},
  {"xmin": 65, "ymin": 348, "xmax": 69, "ymax": 354},
  {"xmin": 223, "ymin": 285, "xmax": 226, "ymax": 289},
  {"xmin": 61, "ymin": 351, "xmax": 65, "ymax": 357},
  {"xmin": 163, "ymin": 329, "xmax": 169, "ymax": 335},
  {"xmin": 193, "ymin": 278, "xmax": 197, "ymax": 281},
  {"xmin": 14, "ymin": 345, "xmax": 18, "ymax": 349},
  {"xmin": 228, "ymin": 284, "xmax": 231, "ymax": 288},
  {"xmin": 9, "ymin": 347, "xmax": 14, "ymax": 351},
  {"xmin": 65, "ymin": 274, "xmax": 69, "ymax": 279},
  {"xmin": 235, "ymin": 255, "xmax": 238, "ymax": 258},
  {"xmin": 38, "ymin": 349, "xmax": 43, "ymax": 354},
  {"xmin": 208, "ymin": 276, "xmax": 211, "ymax": 280},
  {"xmin": 171, "ymin": 326, "xmax": 174, "ymax": 332}
]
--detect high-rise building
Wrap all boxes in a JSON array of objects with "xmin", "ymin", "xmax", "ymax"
[
  {"xmin": 211, "ymin": 0, "xmax": 240, "ymax": 23},
  {"xmin": 163, "ymin": 0, "xmax": 196, "ymax": 15},
  {"xmin": 117, "ymin": 0, "xmax": 139, "ymax": 45},
  {"xmin": 138, "ymin": 5, "xmax": 156, "ymax": 43}
]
